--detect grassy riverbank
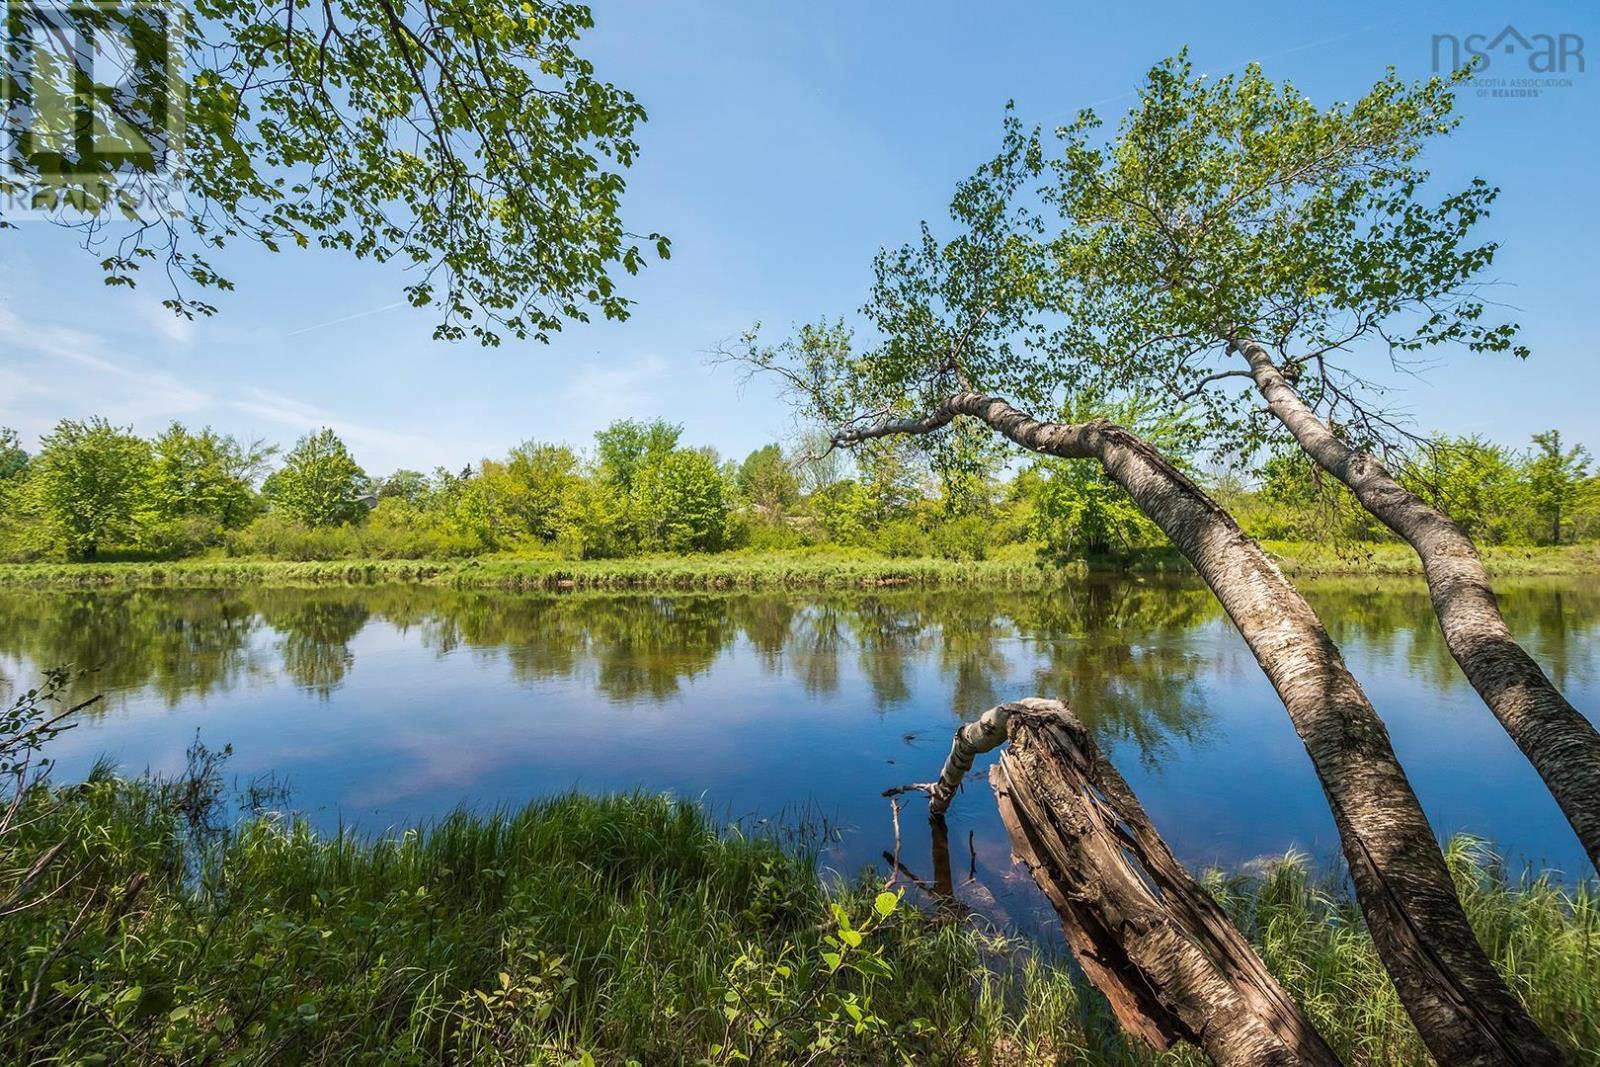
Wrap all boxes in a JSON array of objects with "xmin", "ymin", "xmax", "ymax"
[
  {"xmin": 1, "ymin": 777, "xmax": 1595, "ymax": 1066},
  {"xmin": 0, "ymin": 543, "xmax": 1596, "ymax": 590}
]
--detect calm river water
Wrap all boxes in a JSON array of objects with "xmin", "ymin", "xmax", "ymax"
[{"xmin": 1, "ymin": 576, "xmax": 1595, "ymax": 938}]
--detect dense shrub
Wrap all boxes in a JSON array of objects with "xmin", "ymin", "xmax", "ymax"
[{"xmin": 875, "ymin": 519, "xmax": 929, "ymax": 559}]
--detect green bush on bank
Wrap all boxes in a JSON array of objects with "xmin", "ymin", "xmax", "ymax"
[
  {"xmin": 0, "ymin": 541, "xmax": 1596, "ymax": 592},
  {"xmin": 0, "ymin": 552, "xmax": 1081, "ymax": 591}
]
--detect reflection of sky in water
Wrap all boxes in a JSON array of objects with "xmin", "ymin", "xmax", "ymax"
[{"xmin": 0, "ymin": 578, "xmax": 1595, "ymax": 941}]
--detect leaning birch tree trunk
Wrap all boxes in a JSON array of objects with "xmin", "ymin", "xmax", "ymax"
[
  {"xmin": 1236, "ymin": 337, "xmax": 1600, "ymax": 874},
  {"xmin": 838, "ymin": 393, "xmax": 1560, "ymax": 1067},
  {"xmin": 881, "ymin": 701, "xmax": 1014, "ymax": 817}
]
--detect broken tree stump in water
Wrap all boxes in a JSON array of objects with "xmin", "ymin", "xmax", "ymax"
[
  {"xmin": 883, "ymin": 700, "xmax": 1016, "ymax": 816},
  {"xmin": 990, "ymin": 698, "xmax": 1340, "ymax": 1066}
]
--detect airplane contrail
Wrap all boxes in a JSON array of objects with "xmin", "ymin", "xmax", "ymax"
[{"xmin": 284, "ymin": 300, "xmax": 408, "ymax": 338}]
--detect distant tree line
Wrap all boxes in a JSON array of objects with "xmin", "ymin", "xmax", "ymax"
[
  {"xmin": 0, "ymin": 416, "xmax": 1592, "ymax": 563},
  {"xmin": 1231, "ymin": 431, "xmax": 1597, "ymax": 550}
]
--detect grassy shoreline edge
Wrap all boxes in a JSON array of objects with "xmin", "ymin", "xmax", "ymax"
[
  {"xmin": 3, "ymin": 781, "xmax": 1595, "ymax": 1065},
  {"xmin": 1, "ymin": 543, "xmax": 1596, "ymax": 590}
]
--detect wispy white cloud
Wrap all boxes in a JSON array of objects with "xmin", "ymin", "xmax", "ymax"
[
  {"xmin": 561, "ymin": 351, "xmax": 671, "ymax": 426},
  {"xmin": 0, "ymin": 305, "xmax": 212, "ymax": 438},
  {"xmin": 229, "ymin": 386, "xmax": 455, "ymax": 462},
  {"xmin": 135, "ymin": 302, "xmax": 197, "ymax": 347},
  {"xmin": 0, "ymin": 303, "xmax": 482, "ymax": 472}
]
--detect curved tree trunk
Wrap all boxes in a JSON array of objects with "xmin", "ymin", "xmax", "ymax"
[
  {"xmin": 836, "ymin": 393, "xmax": 1560, "ymax": 1067},
  {"xmin": 1236, "ymin": 338, "xmax": 1600, "ymax": 875}
]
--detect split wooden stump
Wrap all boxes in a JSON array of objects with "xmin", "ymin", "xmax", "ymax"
[{"xmin": 902, "ymin": 698, "xmax": 1341, "ymax": 1066}]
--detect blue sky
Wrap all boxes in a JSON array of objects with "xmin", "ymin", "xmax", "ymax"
[{"xmin": 2, "ymin": 0, "xmax": 1596, "ymax": 474}]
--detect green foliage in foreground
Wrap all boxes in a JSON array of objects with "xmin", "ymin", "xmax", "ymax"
[{"xmin": 1, "ymin": 770, "xmax": 1595, "ymax": 1066}]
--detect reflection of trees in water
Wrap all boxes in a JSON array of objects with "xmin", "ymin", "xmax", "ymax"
[
  {"xmin": 414, "ymin": 592, "xmax": 590, "ymax": 682},
  {"xmin": 0, "ymin": 589, "xmax": 269, "ymax": 709},
  {"xmin": 1301, "ymin": 578, "xmax": 1600, "ymax": 694},
  {"xmin": 411, "ymin": 593, "xmax": 737, "ymax": 702},
  {"xmin": 928, "ymin": 591, "xmax": 1015, "ymax": 716},
  {"xmin": 257, "ymin": 596, "xmax": 371, "ymax": 697},
  {"xmin": 1497, "ymin": 582, "xmax": 1600, "ymax": 691},
  {"xmin": 843, "ymin": 596, "xmax": 934, "ymax": 708},
  {"xmin": 731, "ymin": 597, "xmax": 801, "ymax": 674},
  {"xmin": 1015, "ymin": 580, "xmax": 1219, "ymax": 765},
  {"xmin": 585, "ymin": 597, "xmax": 737, "ymax": 702},
  {"xmin": 783, "ymin": 603, "xmax": 845, "ymax": 696},
  {"xmin": 0, "ymin": 577, "xmax": 1591, "ymax": 746}
]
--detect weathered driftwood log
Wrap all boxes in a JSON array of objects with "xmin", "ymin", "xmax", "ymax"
[{"xmin": 988, "ymin": 699, "xmax": 1341, "ymax": 1067}]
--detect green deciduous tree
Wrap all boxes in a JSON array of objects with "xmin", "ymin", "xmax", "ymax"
[
  {"xmin": 264, "ymin": 429, "xmax": 369, "ymax": 528},
  {"xmin": 1034, "ymin": 462, "xmax": 1147, "ymax": 561},
  {"xmin": 633, "ymin": 448, "xmax": 731, "ymax": 553},
  {"xmin": 34, "ymin": 417, "xmax": 153, "ymax": 558},
  {"xmin": 0, "ymin": 429, "xmax": 27, "ymax": 480},
  {"xmin": 0, "ymin": 428, "xmax": 42, "ymax": 560},
  {"xmin": 1, "ymin": 1, "xmax": 666, "ymax": 342},
  {"xmin": 732, "ymin": 54, "xmax": 1563, "ymax": 1063},
  {"xmin": 1526, "ymin": 430, "xmax": 1591, "ymax": 547},
  {"xmin": 735, "ymin": 445, "xmax": 800, "ymax": 516},
  {"xmin": 376, "ymin": 470, "xmax": 432, "ymax": 506},
  {"xmin": 594, "ymin": 419, "xmax": 681, "ymax": 495},
  {"xmin": 991, "ymin": 52, "xmax": 1600, "ymax": 889},
  {"xmin": 854, "ymin": 438, "xmax": 929, "ymax": 526},
  {"xmin": 1400, "ymin": 436, "xmax": 1529, "ymax": 545},
  {"xmin": 1033, "ymin": 392, "xmax": 1193, "ymax": 562},
  {"xmin": 150, "ymin": 423, "xmax": 276, "ymax": 528},
  {"xmin": 477, "ymin": 442, "xmax": 582, "ymax": 543}
]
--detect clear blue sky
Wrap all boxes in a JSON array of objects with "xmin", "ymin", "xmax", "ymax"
[{"xmin": 2, "ymin": 0, "xmax": 1595, "ymax": 474}]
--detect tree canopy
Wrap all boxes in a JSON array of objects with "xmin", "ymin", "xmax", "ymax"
[
  {"xmin": 149, "ymin": 423, "xmax": 276, "ymax": 528},
  {"xmin": 263, "ymin": 428, "xmax": 370, "ymax": 527},
  {"xmin": 1527, "ymin": 430, "xmax": 1592, "ymax": 546},
  {"xmin": 33, "ymin": 417, "xmax": 153, "ymax": 558},
  {"xmin": 1, "ymin": 0, "xmax": 666, "ymax": 342},
  {"xmin": 738, "ymin": 53, "xmax": 1519, "ymax": 462}
]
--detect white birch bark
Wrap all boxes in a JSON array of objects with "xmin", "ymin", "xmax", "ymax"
[
  {"xmin": 837, "ymin": 393, "xmax": 1559, "ymax": 1067},
  {"xmin": 1236, "ymin": 338, "xmax": 1600, "ymax": 875}
]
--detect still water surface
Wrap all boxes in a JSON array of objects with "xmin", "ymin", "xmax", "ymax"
[{"xmin": 1, "ymin": 577, "xmax": 1595, "ymax": 937}]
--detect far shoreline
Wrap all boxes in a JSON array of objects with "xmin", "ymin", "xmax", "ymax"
[{"xmin": 0, "ymin": 543, "xmax": 1595, "ymax": 591}]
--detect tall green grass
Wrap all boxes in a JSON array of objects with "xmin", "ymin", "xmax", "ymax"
[{"xmin": 1, "ymin": 776, "xmax": 1594, "ymax": 1065}]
